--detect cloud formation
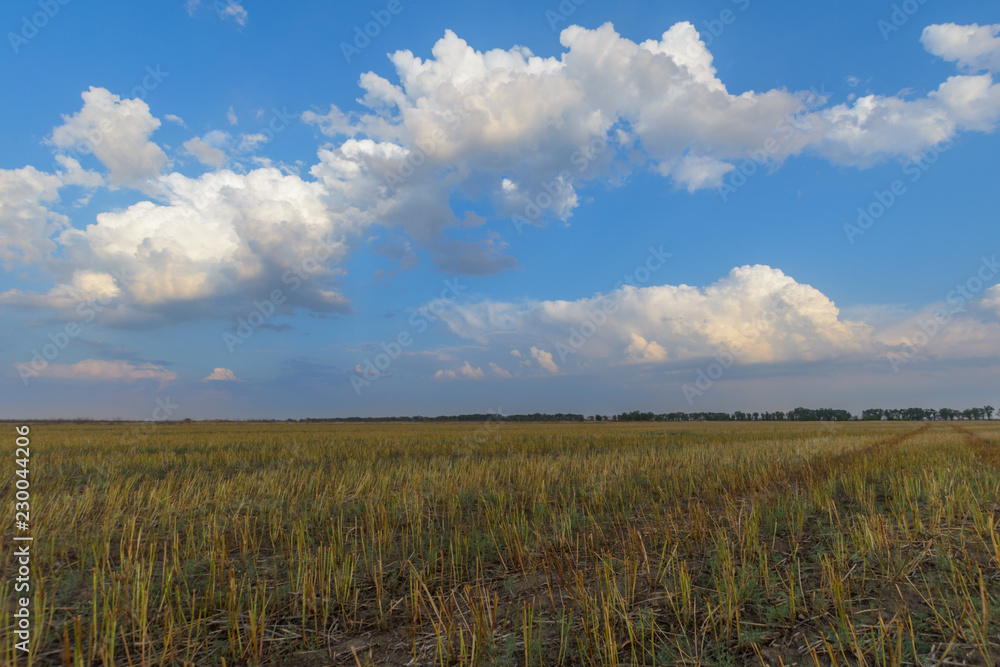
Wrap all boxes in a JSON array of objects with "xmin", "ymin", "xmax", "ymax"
[
  {"xmin": 438, "ymin": 265, "xmax": 872, "ymax": 370},
  {"xmin": 5, "ymin": 21, "xmax": 1000, "ymax": 334},
  {"xmin": 435, "ymin": 360, "xmax": 485, "ymax": 380},
  {"xmin": 313, "ymin": 20, "xmax": 1000, "ymax": 200},
  {"xmin": 47, "ymin": 87, "xmax": 168, "ymax": 188},
  {"xmin": 5, "ymin": 167, "xmax": 355, "ymax": 325},
  {"xmin": 530, "ymin": 346, "xmax": 560, "ymax": 373},
  {"xmin": 183, "ymin": 132, "xmax": 229, "ymax": 167},
  {"xmin": 31, "ymin": 359, "xmax": 177, "ymax": 383},
  {"xmin": 922, "ymin": 23, "xmax": 1000, "ymax": 73},
  {"xmin": 203, "ymin": 367, "xmax": 240, "ymax": 381},
  {"xmin": 0, "ymin": 167, "xmax": 66, "ymax": 268}
]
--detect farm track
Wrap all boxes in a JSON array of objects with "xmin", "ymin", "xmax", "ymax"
[
  {"xmin": 816, "ymin": 422, "xmax": 931, "ymax": 469},
  {"xmin": 950, "ymin": 422, "xmax": 1000, "ymax": 468},
  {"xmin": 611, "ymin": 423, "xmax": 935, "ymax": 556},
  {"xmin": 716, "ymin": 422, "xmax": 933, "ymax": 503}
]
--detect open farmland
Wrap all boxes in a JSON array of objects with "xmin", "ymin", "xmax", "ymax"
[{"xmin": 3, "ymin": 421, "xmax": 1000, "ymax": 666}]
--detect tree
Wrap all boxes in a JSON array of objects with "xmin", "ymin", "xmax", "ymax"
[{"xmin": 985, "ymin": 405, "xmax": 995, "ymax": 420}]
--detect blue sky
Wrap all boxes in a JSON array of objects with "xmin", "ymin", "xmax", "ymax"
[{"xmin": 2, "ymin": 0, "xmax": 1000, "ymax": 419}]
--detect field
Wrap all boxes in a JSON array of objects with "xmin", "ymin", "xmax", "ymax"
[{"xmin": 2, "ymin": 420, "xmax": 1000, "ymax": 666}]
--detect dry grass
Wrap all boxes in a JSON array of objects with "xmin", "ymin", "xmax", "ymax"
[{"xmin": 2, "ymin": 420, "xmax": 999, "ymax": 665}]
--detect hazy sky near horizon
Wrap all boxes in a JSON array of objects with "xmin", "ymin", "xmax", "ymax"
[{"xmin": 2, "ymin": 0, "xmax": 1000, "ymax": 419}]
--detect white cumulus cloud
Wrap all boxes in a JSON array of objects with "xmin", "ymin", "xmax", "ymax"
[
  {"xmin": 203, "ymin": 367, "xmax": 240, "ymax": 381},
  {"xmin": 47, "ymin": 87, "xmax": 168, "ymax": 187},
  {"xmin": 441, "ymin": 266, "xmax": 872, "ymax": 369},
  {"xmin": 183, "ymin": 136, "xmax": 227, "ymax": 167},
  {"xmin": 435, "ymin": 361, "xmax": 485, "ymax": 380},
  {"xmin": 0, "ymin": 167, "xmax": 67, "ymax": 267},
  {"xmin": 922, "ymin": 23, "xmax": 1000, "ymax": 73},
  {"xmin": 8, "ymin": 21, "xmax": 1000, "ymax": 330},
  {"xmin": 530, "ymin": 346, "xmax": 560, "ymax": 373},
  {"xmin": 4, "ymin": 167, "xmax": 356, "ymax": 324}
]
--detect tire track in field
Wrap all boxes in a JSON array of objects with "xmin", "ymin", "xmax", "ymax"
[
  {"xmin": 718, "ymin": 423, "xmax": 932, "ymax": 501},
  {"xmin": 772, "ymin": 423, "xmax": 932, "ymax": 493},
  {"xmin": 817, "ymin": 422, "xmax": 931, "ymax": 469},
  {"xmin": 949, "ymin": 423, "xmax": 1000, "ymax": 468}
]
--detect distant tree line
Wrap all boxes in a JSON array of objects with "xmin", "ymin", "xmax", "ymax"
[
  {"xmin": 15, "ymin": 406, "xmax": 995, "ymax": 423},
  {"xmin": 610, "ymin": 406, "xmax": 995, "ymax": 422},
  {"xmin": 860, "ymin": 407, "xmax": 994, "ymax": 421},
  {"xmin": 294, "ymin": 413, "xmax": 587, "ymax": 423}
]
